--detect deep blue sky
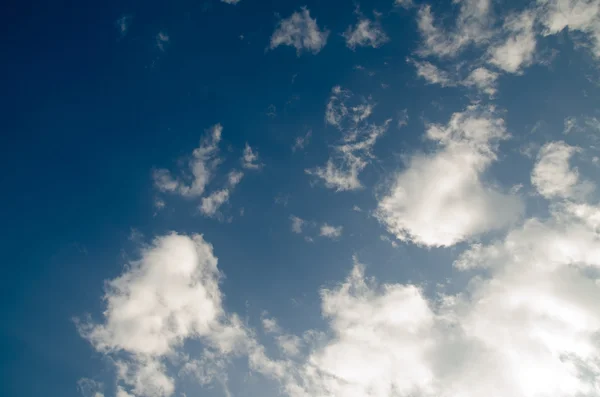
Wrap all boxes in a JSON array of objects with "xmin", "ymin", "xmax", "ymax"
[{"xmin": 3, "ymin": 1, "xmax": 600, "ymax": 397}]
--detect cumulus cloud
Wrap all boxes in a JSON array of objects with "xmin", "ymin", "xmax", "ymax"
[
  {"xmin": 307, "ymin": 86, "xmax": 391, "ymax": 191},
  {"xmin": 343, "ymin": 15, "xmax": 389, "ymax": 50},
  {"xmin": 319, "ymin": 223, "xmax": 343, "ymax": 239},
  {"xmin": 269, "ymin": 8, "xmax": 329, "ymax": 55},
  {"xmin": 220, "ymin": 0, "xmax": 241, "ymax": 4},
  {"xmin": 376, "ymin": 105, "xmax": 523, "ymax": 247},
  {"xmin": 153, "ymin": 124, "xmax": 222, "ymax": 198},
  {"xmin": 76, "ymin": 233, "xmax": 285, "ymax": 397}
]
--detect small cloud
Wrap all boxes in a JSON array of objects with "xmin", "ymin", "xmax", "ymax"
[
  {"xmin": 380, "ymin": 234, "xmax": 398, "ymax": 248},
  {"xmin": 156, "ymin": 31, "xmax": 169, "ymax": 52},
  {"xmin": 242, "ymin": 144, "xmax": 263, "ymax": 170},
  {"xmin": 290, "ymin": 215, "xmax": 305, "ymax": 234},
  {"xmin": 320, "ymin": 223, "xmax": 343, "ymax": 239},
  {"xmin": 394, "ymin": 0, "xmax": 414, "ymax": 9},
  {"xmin": 266, "ymin": 104, "xmax": 277, "ymax": 118},
  {"xmin": 353, "ymin": 205, "xmax": 362, "ymax": 212},
  {"xmin": 397, "ymin": 109, "xmax": 409, "ymax": 128},
  {"xmin": 292, "ymin": 130, "xmax": 312, "ymax": 152},
  {"xmin": 343, "ymin": 14, "xmax": 389, "ymax": 50},
  {"xmin": 275, "ymin": 193, "xmax": 290, "ymax": 206},
  {"xmin": 221, "ymin": 0, "xmax": 241, "ymax": 4},
  {"xmin": 269, "ymin": 7, "xmax": 330, "ymax": 55},
  {"xmin": 115, "ymin": 15, "xmax": 132, "ymax": 38}
]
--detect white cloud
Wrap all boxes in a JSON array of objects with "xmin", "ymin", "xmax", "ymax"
[
  {"xmin": 397, "ymin": 108, "xmax": 409, "ymax": 128},
  {"xmin": 290, "ymin": 215, "xmax": 305, "ymax": 234},
  {"xmin": 532, "ymin": 141, "xmax": 593, "ymax": 200},
  {"xmin": 153, "ymin": 124, "xmax": 222, "ymax": 198},
  {"xmin": 417, "ymin": 0, "xmax": 493, "ymax": 58},
  {"xmin": 76, "ymin": 233, "xmax": 271, "ymax": 397},
  {"xmin": 376, "ymin": 105, "xmax": 523, "ymax": 247},
  {"xmin": 242, "ymin": 144, "xmax": 263, "ymax": 170},
  {"xmin": 395, "ymin": 0, "xmax": 414, "ymax": 9},
  {"xmin": 200, "ymin": 170, "xmax": 244, "ymax": 218},
  {"xmin": 488, "ymin": 11, "xmax": 537, "ymax": 73},
  {"xmin": 221, "ymin": 0, "xmax": 241, "ymax": 4},
  {"xmin": 343, "ymin": 17, "xmax": 389, "ymax": 50},
  {"xmin": 308, "ymin": 87, "xmax": 391, "ymax": 191},
  {"xmin": 156, "ymin": 31, "xmax": 169, "ymax": 52},
  {"xmin": 292, "ymin": 130, "xmax": 312, "ymax": 152},
  {"xmin": 464, "ymin": 66, "xmax": 499, "ymax": 95},
  {"xmin": 269, "ymin": 8, "xmax": 329, "ymax": 55},
  {"xmin": 116, "ymin": 15, "xmax": 132, "ymax": 37},
  {"xmin": 538, "ymin": 0, "xmax": 600, "ymax": 57},
  {"xmin": 319, "ymin": 223, "xmax": 343, "ymax": 239},
  {"xmin": 77, "ymin": 378, "xmax": 104, "ymax": 397},
  {"xmin": 410, "ymin": 59, "xmax": 457, "ymax": 87}
]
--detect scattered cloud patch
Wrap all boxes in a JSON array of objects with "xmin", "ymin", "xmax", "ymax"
[
  {"xmin": 116, "ymin": 15, "xmax": 132, "ymax": 37},
  {"xmin": 307, "ymin": 86, "xmax": 391, "ymax": 191},
  {"xmin": 319, "ymin": 223, "xmax": 343, "ymax": 239},
  {"xmin": 153, "ymin": 124, "xmax": 222, "ymax": 198},
  {"xmin": 269, "ymin": 8, "xmax": 329, "ymax": 55},
  {"xmin": 290, "ymin": 215, "xmax": 305, "ymax": 234},
  {"xmin": 242, "ymin": 144, "xmax": 263, "ymax": 170},
  {"xmin": 343, "ymin": 14, "xmax": 389, "ymax": 50},
  {"xmin": 488, "ymin": 10, "xmax": 537, "ymax": 73},
  {"xmin": 292, "ymin": 130, "xmax": 312, "ymax": 152}
]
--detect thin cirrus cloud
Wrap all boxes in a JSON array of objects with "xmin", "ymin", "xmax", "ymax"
[{"xmin": 269, "ymin": 7, "xmax": 330, "ymax": 55}]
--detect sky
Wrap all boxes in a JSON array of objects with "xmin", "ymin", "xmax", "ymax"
[{"xmin": 3, "ymin": 0, "xmax": 600, "ymax": 396}]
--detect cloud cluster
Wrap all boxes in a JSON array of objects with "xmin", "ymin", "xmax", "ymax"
[
  {"xmin": 270, "ymin": 8, "xmax": 330, "ymax": 55},
  {"xmin": 307, "ymin": 86, "xmax": 391, "ymax": 191}
]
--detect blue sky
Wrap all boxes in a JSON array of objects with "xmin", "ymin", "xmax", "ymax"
[{"xmin": 4, "ymin": 0, "xmax": 600, "ymax": 396}]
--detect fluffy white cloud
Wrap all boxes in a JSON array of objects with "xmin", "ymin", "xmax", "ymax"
[
  {"xmin": 220, "ymin": 0, "xmax": 241, "ymax": 4},
  {"xmin": 307, "ymin": 87, "xmax": 391, "ymax": 191},
  {"xmin": 319, "ymin": 223, "xmax": 343, "ymax": 239},
  {"xmin": 343, "ymin": 17, "xmax": 389, "ymax": 50},
  {"xmin": 376, "ymin": 105, "xmax": 523, "ymax": 247},
  {"xmin": 269, "ymin": 8, "xmax": 329, "ymax": 55},
  {"xmin": 153, "ymin": 124, "xmax": 222, "ymax": 198},
  {"xmin": 488, "ymin": 11, "xmax": 537, "ymax": 73},
  {"xmin": 76, "ymin": 233, "xmax": 252, "ymax": 397},
  {"xmin": 116, "ymin": 15, "xmax": 132, "ymax": 37},
  {"xmin": 242, "ymin": 144, "xmax": 263, "ymax": 170}
]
